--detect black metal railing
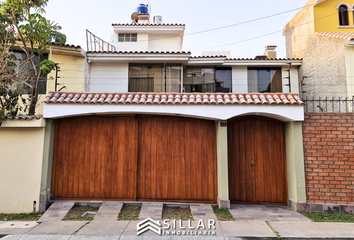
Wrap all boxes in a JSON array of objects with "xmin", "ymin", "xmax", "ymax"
[{"xmin": 303, "ymin": 97, "xmax": 354, "ymax": 113}]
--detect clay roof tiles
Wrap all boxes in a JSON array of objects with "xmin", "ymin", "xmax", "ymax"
[
  {"xmin": 6, "ymin": 115, "xmax": 43, "ymax": 120},
  {"xmin": 44, "ymin": 92, "xmax": 304, "ymax": 106},
  {"xmin": 112, "ymin": 23, "xmax": 185, "ymax": 26},
  {"xmin": 316, "ymin": 32, "xmax": 354, "ymax": 41}
]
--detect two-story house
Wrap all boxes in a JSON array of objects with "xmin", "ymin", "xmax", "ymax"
[{"xmin": 40, "ymin": 5, "xmax": 307, "ymax": 211}]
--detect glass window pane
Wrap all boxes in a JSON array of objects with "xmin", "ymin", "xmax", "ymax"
[
  {"xmin": 247, "ymin": 67, "xmax": 282, "ymax": 93},
  {"xmin": 129, "ymin": 64, "xmax": 181, "ymax": 92},
  {"xmin": 125, "ymin": 34, "xmax": 131, "ymax": 42},
  {"xmin": 118, "ymin": 34, "xmax": 124, "ymax": 42},
  {"xmin": 131, "ymin": 33, "xmax": 137, "ymax": 42}
]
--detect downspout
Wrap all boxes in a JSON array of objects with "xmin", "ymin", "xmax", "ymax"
[
  {"xmin": 164, "ymin": 63, "xmax": 167, "ymax": 92},
  {"xmin": 180, "ymin": 64, "xmax": 184, "ymax": 93}
]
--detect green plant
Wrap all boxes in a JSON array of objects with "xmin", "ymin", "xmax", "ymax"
[
  {"xmin": 212, "ymin": 205, "xmax": 235, "ymax": 221},
  {"xmin": 302, "ymin": 212, "xmax": 354, "ymax": 222}
]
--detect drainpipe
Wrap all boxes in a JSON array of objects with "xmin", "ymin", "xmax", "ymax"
[
  {"xmin": 180, "ymin": 64, "xmax": 184, "ymax": 93},
  {"xmin": 164, "ymin": 63, "xmax": 167, "ymax": 92}
]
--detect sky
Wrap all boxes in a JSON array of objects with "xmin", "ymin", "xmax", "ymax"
[{"xmin": 43, "ymin": 0, "xmax": 310, "ymax": 58}]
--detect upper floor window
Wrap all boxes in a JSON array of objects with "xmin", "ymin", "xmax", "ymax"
[
  {"xmin": 12, "ymin": 51, "xmax": 48, "ymax": 94},
  {"xmin": 248, "ymin": 67, "xmax": 282, "ymax": 93},
  {"xmin": 338, "ymin": 5, "xmax": 349, "ymax": 26},
  {"xmin": 183, "ymin": 67, "xmax": 232, "ymax": 93},
  {"xmin": 118, "ymin": 33, "xmax": 137, "ymax": 42}
]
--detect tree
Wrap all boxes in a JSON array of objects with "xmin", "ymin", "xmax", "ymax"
[
  {"xmin": 0, "ymin": 0, "xmax": 66, "ymax": 115},
  {"xmin": 0, "ymin": 32, "xmax": 32, "ymax": 125}
]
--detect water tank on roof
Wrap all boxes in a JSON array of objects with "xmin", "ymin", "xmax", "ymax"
[{"xmin": 137, "ymin": 4, "xmax": 148, "ymax": 14}]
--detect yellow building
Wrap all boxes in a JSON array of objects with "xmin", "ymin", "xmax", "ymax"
[
  {"xmin": 284, "ymin": 0, "xmax": 354, "ymax": 100},
  {"xmin": 11, "ymin": 42, "xmax": 86, "ymax": 115}
]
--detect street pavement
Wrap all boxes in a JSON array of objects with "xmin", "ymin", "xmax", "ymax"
[{"xmin": 1, "ymin": 220, "xmax": 354, "ymax": 239}]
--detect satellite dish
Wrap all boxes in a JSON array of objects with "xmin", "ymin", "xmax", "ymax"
[{"xmin": 131, "ymin": 12, "xmax": 139, "ymax": 24}]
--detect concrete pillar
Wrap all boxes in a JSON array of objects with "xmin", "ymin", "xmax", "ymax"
[
  {"xmin": 285, "ymin": 121, "xmax": 307, "ymax": 204},
  {"xmin": 216, "ymin": 121, "xmax": 230, "ymax": 209},
  {"xmin": 39, "ymin": 119, "xmax": 56, "ymax": 212}
]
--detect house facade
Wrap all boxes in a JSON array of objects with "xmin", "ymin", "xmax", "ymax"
[
  {"xmin": 283, "ymin": 0, "xmax": 354, "ymax": 100},
  {"xmin": 1, "ymin": 5, "xmax": 310, "ymax": 213},
  {"xmin": 39, "ymin": 7, "xmax": 307, "ymax": 211}
]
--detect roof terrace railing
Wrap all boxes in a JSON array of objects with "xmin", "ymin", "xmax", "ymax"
[{"xmin": 86, "ymin": 29, "xmax": 116, "ymax": 53}]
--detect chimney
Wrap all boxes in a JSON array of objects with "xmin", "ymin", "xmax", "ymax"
[
  {"xmin": 264, "ymin": 45, "xmax": 277, "ymax": 59},
  {"xmin": 255, "ymin": 55, "xmax": 267, "ymax": 60}
]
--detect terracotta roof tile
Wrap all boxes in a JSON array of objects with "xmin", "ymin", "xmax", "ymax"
[
  {"xmin": 87, "ymin": 50, "xmax": 191, "ymax": 54},
  {"xmin": 6, "ymin": 115, "xmax": 43, "ymax": 120},
  {"xmin": 112, "ymin": 23, "xmax": 185, "ymax": 26},
  {"xmin": 44, "ymin": 92, "xmax": 304, "ymax": 106},
  {"xmin": 226, "ymin": 57, "xmax": 303, "ymax": 61},
  {"xmin": 316, "ymin": 32, "xmax": 354, "ymax": 41}
]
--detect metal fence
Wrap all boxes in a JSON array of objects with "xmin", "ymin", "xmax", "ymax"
[{"xmin": 303, "ymin": 97, "xmax": 354, "ymax": 113}]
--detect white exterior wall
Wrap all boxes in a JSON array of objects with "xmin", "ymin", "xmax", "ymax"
[
  {"xmin": 115, "ymin": 33, "xmax": 149, "ymax": 52},
  {"xmin": 232, "ymin": 66, "xmax": 248, "ymax": 93},
  {"xmin": 148, "ymin": 34, "xmax": 181, "ymax": 52},
  {"xmin": 89, "ymin": 62, "xmax": 129, "ymax": 92}
]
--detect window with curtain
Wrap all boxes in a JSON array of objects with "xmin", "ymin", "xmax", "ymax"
[
  {"xmin": 129, "ymin": 64, "xmax": 181, "ymax": 92},
  {"xmin": 248, "ymin": 67, "xmax": 282, "ymax": 93},
  {"xmin": 338, "ymin": 5, "xmax": 349, "ymax": 26}
]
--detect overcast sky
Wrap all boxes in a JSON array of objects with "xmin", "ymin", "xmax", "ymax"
[{"xmin": 44, "ymin": 0, "xmax": 310, "ymax": 58}]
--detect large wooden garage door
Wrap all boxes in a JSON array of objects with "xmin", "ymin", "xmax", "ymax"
[
  {"xmin": 51, "ymin": 116, "xmax": 138, "ymax": 200},
  {"xmin": 228, "ymin": 116, "xmax": 287, "ymax": 205},
  {"xmin": 51, "ymin": 115, "xmax": 217, "ymax": 203},
  {"xmin": 138, "ymin": 116, "xmax": 217, "ymax": 203}
]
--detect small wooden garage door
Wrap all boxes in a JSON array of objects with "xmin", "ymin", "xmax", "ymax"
[
  {"xmin": 51, "ymin": 115, "xmax": 217, "ymax": 203},
  {"xmin": 138, "ymin": 116, "xmax": 217, "ymax": 203},
  {"xmin": 228, "ymin": 116, "xmax": 287, "ymax": 205},
  {"xmin": 51, "ymin": 116, "xmax": 138, "ymax": 200}
]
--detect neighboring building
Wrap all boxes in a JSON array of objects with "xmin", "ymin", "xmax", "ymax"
[
  {"xmin": 10, "ymin": 42, "xmax": 86, "ymax": 115},
  {"xmin": 283, "ymin": 0, "xmax": 354, "ymax": 100}
]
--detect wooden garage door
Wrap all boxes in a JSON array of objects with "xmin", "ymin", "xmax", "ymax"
[
  {"xmin": 228, "ymin": 116, "xmax": 287, "ymax": 205},
  {"xmin": 51, "ymin": 115, "xmax": 217, "ymax": 203},
  {"xmin": 137, "ymin": 116, "xmax": 217, "ymax": 203},
  {"xmin": 51, "ymin": 116, "xmax": 138, "ymax": 200}
]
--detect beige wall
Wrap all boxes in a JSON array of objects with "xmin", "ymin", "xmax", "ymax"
[
  {"xmin": 0, "ymin": 125, "xmax": 45, "ymax": 213},
  {"xmin": 17, "ymin": 52, "xmax": 85, "ymax": 116},
  {"xmin": 285, "ymin": 121, "xmax": 307, "ymax": 203}
]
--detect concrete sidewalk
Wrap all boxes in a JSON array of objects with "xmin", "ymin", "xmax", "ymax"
[{"xmin": 1, "ymin": 220, "xmax": 354, "ymax": 239}]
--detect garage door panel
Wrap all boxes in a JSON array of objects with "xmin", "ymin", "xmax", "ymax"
[
  {"xmin": 51, "ymin": 116, "xmax": 138, "ymax": 200},
  {"xmin": 52, "ymin": 115, "xmax": 216, "ymax": 203},
  {"xmin": 138, "ymin": 116, "xmax": 217, "ymax": 203}
]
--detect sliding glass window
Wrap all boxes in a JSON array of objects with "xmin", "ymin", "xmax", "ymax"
[
  {"xmin": 248, "ymin": 67, "xmax": 282, "ymax": 93},
  {"xmin": 129, "ymin": 64, "xmax": 181, "ymax": 92},
  {"xmin": 183, "ymin": 67, "xmax": 232, "ymax": 93}
]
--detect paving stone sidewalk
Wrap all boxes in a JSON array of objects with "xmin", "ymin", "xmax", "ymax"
[
  {"xmin": 93, "ymin": 202, "xmax": 123, "ymax": 222},
  {"xmin": 190, "ymin": 204, "xmax": 217, "ymax": 221},
  {"xmin": 37, "ymin": 201, "xmax": 75, "ymax": 222},
  {"xmin": 2, "ymin": 220, "xmax": 354, "ymax": 239},
  {"xmin": 229, "ymin": 204, "xmax": 311, "ymax": 222},
  {"xmin": 138, "ymin": 202, "xmax": 163, "ymax": 221}
]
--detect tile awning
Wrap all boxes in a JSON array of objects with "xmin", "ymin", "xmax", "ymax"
[{"xmin": 44, "ymin": 92, "xmax": 304, "ymax": 106}]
